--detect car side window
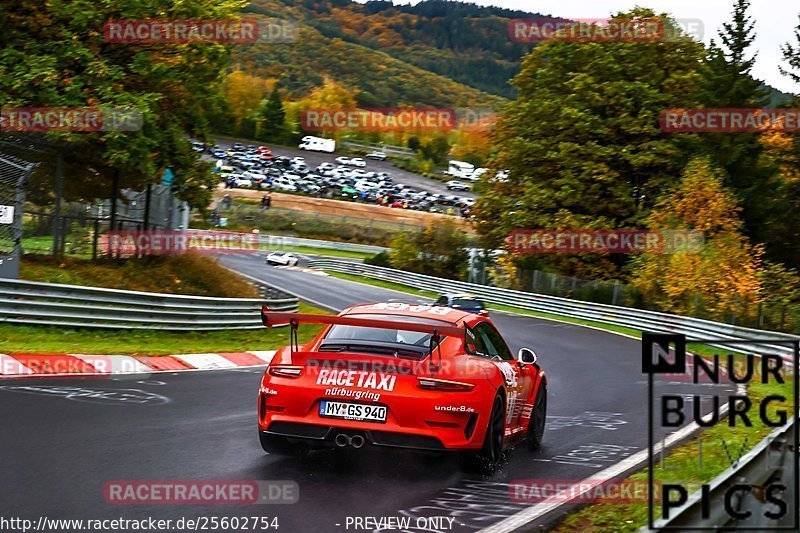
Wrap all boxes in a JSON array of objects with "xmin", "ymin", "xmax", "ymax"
[
  {"xmin": 435, "ymin": 296, "xmax": 448, "ymax": 306},
  {"xmin": 474, "ymin": 323, "xmax": 513, "ymax": 361},
  {"xmin": 465, "ymin": 326, "xmax": 489, "ymax": 356}
]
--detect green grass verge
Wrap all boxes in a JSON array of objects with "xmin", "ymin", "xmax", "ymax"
[
  {"xmin": 20, "ymin": 254, "xmax": 260, "ymax": 298},
  {"xmin": 326, "ymin": 271, "xmax": 440, "ymax": 298},
  {"xmin": 0, "ymin": 303, "xmax": 328, "ymax": 355}
]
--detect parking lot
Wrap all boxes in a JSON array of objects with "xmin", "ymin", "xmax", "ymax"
[{"xmin": 206, "ymin": 138, "xmax": 478, "ymax": 217}]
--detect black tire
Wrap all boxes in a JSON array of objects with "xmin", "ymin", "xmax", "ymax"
[
  {"xmin": 259, "ymin": 432, "xmax": 299, "ymax": 456},
  {"xmin": 474, "ymin": 395, "xmax": 505, "ymax": 475},
  {"xmin": 527, "ymin": 385, "xmax": 547, "ymax": 450}
]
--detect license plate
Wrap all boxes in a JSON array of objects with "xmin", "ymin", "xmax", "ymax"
[{"xmin": 319, "ymin": 401, "xmax": 387, "ymax": 423}]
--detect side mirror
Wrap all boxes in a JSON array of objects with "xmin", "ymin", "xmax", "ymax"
[
  {"xmin": 479, "ymin": 309, "xmax": 490, "ymax": 316},
  {"xmin": 517, "ymin": 348, "xmax": 537, "ymax": 365}
]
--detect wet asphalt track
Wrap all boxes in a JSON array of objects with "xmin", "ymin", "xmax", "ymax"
[{"xmin": 0, "ymin": 256, "xmax": 733, "ymax": 532}]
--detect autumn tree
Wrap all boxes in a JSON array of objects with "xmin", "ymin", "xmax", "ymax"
[
  {"xmin": 0, "ymin": 0, "xmax": 245, "ymax": 209},
  {"xmin": 450, "ymin": 130, "xmax": 492, "ymax": 166},
  {"xmin": 225, "ymin": 71, "xmax": 273, "ymax": 137},
  {"xmin": 475, "ymin": 9, "xmax": 705, "ymax": 277},
  {"xmin": 630, "ymin": 157, "xmax": 763, "ymax": 320},
  {"xmin": 293, "ymin": 77, "xmax": 358, "ymax": 140},
  {"xmin": 298, "ymin": 77, "xmax": 358, "ymax": 109}
]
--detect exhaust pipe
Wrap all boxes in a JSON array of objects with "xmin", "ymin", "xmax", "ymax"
[{"xmin": 334, "ymin": 433, "xmax": 366, "ymax": 448}]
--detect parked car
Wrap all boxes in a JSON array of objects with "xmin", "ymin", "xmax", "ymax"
[
  {"xmin": 457, "ymin": 197, "xmax": 476, "ymax": 209},
  {"xmin": 271, "ymin": 177, "xmax": 298, "ymax": 192},
  {"xmin": 348, "ymin": 157, "xmax": 367, "ymax": 168},
  {"xmin": 439, "ymin": 195, "xmax": 459, "ymax": 206},
  {"xmin": 365, "ymin": 151, "xmax": 387, "ymax": 160},
  {"xmin": 446, "ymin": 180, "xmax": 471, "ymax": 192},
  {"xmin": 232, "ymin": 177, "xmax": 253, "ymax": 188},
  {"xmin": 274, "ymin": 156, "xmax": 292, "ymax": 168},
  {"xmin": 335, "ymin": 156, "xmax": 351, "ymax": 165}
]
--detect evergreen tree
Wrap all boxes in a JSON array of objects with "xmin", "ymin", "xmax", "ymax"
[
  {"xmin": 779, "ymin": 14, "xmax": 800, "ymax": 85},
  {"xmin": 700, "ymin": 0, "xmax": 772, "ymax": 237},
  {"xmin": 701, "ymin": 1, "xmax": 800, "ymax": 268},
  {"xmin": 258, "ymin": 88, "xmax": 287, "ymax": 142}
]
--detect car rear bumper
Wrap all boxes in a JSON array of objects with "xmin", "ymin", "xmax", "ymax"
[{"xmin": 261, "ymin": 422, "xmax": 448, "ymax": 451}]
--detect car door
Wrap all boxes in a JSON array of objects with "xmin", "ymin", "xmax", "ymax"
[{"xmin": 472, "ymin": 322, "xmax": 533, "ymax": 435}]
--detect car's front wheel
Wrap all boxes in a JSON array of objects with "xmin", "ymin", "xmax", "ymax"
[{"xmin": 473, "ymin": 395, "xmax": 505, "ymax": 475}]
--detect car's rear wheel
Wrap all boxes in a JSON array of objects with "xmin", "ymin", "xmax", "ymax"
[
  {"xmin": 474, "ymin": 395, "xmax": 505, "ymax": 475},
  {"xmin": 527, "ymin": 385, "xmax": 547, "ymax": 450}
]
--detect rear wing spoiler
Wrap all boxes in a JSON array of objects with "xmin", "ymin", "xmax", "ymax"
[{"xmin": 261, "ymin": 308, "xmax": 464, "ymax": 337}]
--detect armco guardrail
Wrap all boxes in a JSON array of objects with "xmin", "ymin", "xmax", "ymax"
[
  {"xmin": 341, "ymin": 140, "xmax": 415, "ymax": 157},
  {"xmin": 0, "ymin": 278, "xmax": 298, "ymax": 331},
  {"xmin": 308, "ymin": 259, "xmax": 797, "ymax": 358},
  {"xmin": 648, "ymin": 419, "xmax": 797, "ymax": 530}
]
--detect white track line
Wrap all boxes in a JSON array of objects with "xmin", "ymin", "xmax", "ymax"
[{"xmin": 482, "ymin": 400, "xmax": 732, "ymax": 533}]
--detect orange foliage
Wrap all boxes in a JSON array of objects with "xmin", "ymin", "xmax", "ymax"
[
  {"xmin": 225, "ymin": 70, "xmax": 274, "ymax": 129},
  {"xmin": 631, "ymin": 157, "xmax": 763, "ymax": 319}
]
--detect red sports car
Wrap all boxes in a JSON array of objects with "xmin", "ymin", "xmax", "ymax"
[{"xmin": 257, "ymin": 302, "xmax": 547, "ymax": 473}]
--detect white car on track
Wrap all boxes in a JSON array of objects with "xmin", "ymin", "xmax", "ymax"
[{"xmin": 266, "ymin": 252, "xmax": 299, "ymax": 266}]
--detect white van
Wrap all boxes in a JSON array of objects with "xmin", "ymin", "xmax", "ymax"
[
  {"xmin": 446, "ymin": 160, "xmax": 475, "ymax": 180},
  {"xmin": 298, "ymin": 136, "xmax": 336, "ymax": 153}
]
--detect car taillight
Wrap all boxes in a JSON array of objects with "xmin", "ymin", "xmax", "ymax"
[
  {"xmin": 268, "ymin": 365, "xmax": 303, "ymax": 378},
  {"xmin": 417, "ymin": 377, "xmax": 475, "ymax": 392}
]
